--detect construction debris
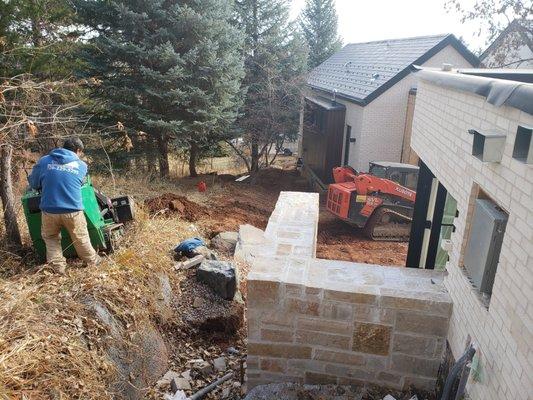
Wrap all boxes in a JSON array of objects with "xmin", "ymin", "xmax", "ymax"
[
  {"xmin": 213, "ymin": 356, "xmax": 227, "ymax": 372},
  {"xmin": 196, "ymin": 260, "xmax": 237, "ymax": 300},
  {"xmin": 174, "ymin": 255, "xmax": 204, "ymax": 270}
]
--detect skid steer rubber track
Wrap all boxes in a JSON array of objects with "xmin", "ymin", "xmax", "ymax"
[{"xmin": 363, "ymin": 207, "xmax": 412, "ymax": 242}]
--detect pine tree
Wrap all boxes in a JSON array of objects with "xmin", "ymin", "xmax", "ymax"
[
  {"xmin": 0, "ymin": 0, "xmax": 77, "ymax": 78},
  {"xmin": 234, "ymin": 0, "xmax": 307, "ymax": 172},
  {"xmin": 74, "ymin": 0, "xmax": 244, "ymax": 177},
  {"xmin": 300, "ymin": 0, "xmax": 342, "ymax": 69}
]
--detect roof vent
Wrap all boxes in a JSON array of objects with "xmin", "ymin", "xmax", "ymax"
[
  {"xmin": 442, "ymin": 63, "xmax": 453, "ymax": 71},
  {"xmin": 370, "ymin": 73, "xmax": 380, "ymax": 83}
]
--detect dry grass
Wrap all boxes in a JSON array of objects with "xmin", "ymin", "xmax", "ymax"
[{"xmin": 0, "ymin": 201, "xmax": 199, "ymax": 399}]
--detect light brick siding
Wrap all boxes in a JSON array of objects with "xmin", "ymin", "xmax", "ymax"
[
  {"xmin": 411, "ymin": 78, "xmax": 533, "ymax": 399},
  {"xmin": 241, "ymin": 192, "xmax": 453, "ymax": 392},
  {"xmin": 322, "ymin": 45, "xmax": 474, "ymax": 172}
]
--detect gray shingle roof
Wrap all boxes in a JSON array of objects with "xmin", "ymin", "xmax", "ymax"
[{"xmin": 307, "ymin": 34, "xmax": 478, "ymax": 105}]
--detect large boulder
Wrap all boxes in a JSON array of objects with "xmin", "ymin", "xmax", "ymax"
[
  {"xmin": 196, "ymin": 260, "xmax": 236, "ymax": 300},
  {"xmin": 84, "ymin": 298, "xmax": 169, "ymax": 400},
  {"xmin": 211, "ymin": 231, "xmax": 238, "ymax": 253}
]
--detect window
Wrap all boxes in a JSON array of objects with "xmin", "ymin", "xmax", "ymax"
[
  {"xmin": 463, "ymin": 188, "xmax": 508, "ymax": 307},
  {"xmin": 512, "ymin": 125, "xmax": 533, "ymax": 164}
]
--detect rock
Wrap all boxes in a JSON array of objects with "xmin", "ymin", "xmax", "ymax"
[
  {"xmin": 244, "ymin": 383, "xmax": 365, "ymax": 400},
  {"xmin": 193, "ymin": 245, "xmax": 217, "ymax": 260},
  {"xmin": 181, "ymin": 369, "xmax": 191, "ymax": 380},
  {"xmin": 211, "ymin": 231, "xmax": 238, "ymax": 253},
  {"xmin": 227, "ymin": 346, "xmax": 240, "ymax": 355},
  {"xmin": 171, "ymin": 377, "xmax": 191, "ymax": 392},
  {"xmin": 193, "ymin": 297, "xmax": 204, "ymax": 308},
  {"xmin": 157, "ymin": 370, "xmax": 181, "ymax": 388},
  {"xmin": 383, "ymin": 396, "xmax": 397, "ymax": 400},
  {"xmin": 189, "ymin": 359, "xmax": 213, "ymax": 376},
  {"xmin": 165, "ymin": 390, "xmax": 187, "ymax": 400},
  {"xmin": 213, "ymin": 356, "xmax": 227, "ymax": 372},
  {"xmin": 84, "ymin": 298, "xmax": 169, "ymax": 400},
  {"xmin": 196, "ymin": 260, "xmax": 237, "ymax": 300}
]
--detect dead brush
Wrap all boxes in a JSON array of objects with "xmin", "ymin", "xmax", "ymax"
[{"xmin": 0, "ymin": 202, "xmax": 200, "ymax": 399}]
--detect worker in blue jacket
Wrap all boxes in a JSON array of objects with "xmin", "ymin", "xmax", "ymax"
[{"xmin": 29, "ymin": 137, "xmax": 99, "ymax": 273}]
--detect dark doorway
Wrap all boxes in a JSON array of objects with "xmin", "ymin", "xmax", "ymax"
[{"xmin": 344, "ymin": 125, "xmax": 352, "ymax": 165}]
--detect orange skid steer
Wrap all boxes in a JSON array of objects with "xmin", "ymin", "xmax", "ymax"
[{"xmin": 326, "ymin": 162, "xmax": 419, "ymax": 241}]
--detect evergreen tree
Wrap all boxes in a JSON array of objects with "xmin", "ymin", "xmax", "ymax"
[
  {"xmin": 234, "ymin": 0, "xmax": 307, "ymax": 172},
  {"xmin": 0, "ymin": 0, "xmax": 78, "ymax": 78},
  {"xmin": 74, "ymin": 0, "xmax": 244, "ymax": 177},
  {"xmin": 300, "ymin": 0, "xmax": 342, "ymax": 69}
]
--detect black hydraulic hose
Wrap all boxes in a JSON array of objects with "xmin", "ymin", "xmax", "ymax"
[{"xmin": 440, "ymin": 344, "xmax": 476, "ymax": 400}]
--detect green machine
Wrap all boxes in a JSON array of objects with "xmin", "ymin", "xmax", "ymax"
[{"xmin": 22, "ymin": 175, "xmax": 135, "ymax": 260}]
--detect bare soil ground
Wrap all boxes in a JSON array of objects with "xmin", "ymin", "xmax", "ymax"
[{"xmin": 142, "ymin": 162, "xmax": 408, "ymax": 267}]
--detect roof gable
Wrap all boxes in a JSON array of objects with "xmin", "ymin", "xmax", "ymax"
[{"xmin": 307, "ymin": 34, "xmax": 479, "ymax": 105}]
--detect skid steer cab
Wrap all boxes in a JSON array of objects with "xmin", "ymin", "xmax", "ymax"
[{"xmin": 21, "ymin": 175, "xmax": 135, "ymax": 260}]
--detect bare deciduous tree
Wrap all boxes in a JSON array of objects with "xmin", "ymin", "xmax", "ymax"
[{"xmin": 446, "ymin": 0, "xmax": 533, "ymax": 67}]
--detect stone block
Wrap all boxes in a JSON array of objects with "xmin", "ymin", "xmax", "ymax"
[
  {"xmin": 247, "ymin": 355, "xmax": 259, "ymax": 370},
  {"xmin": 304, "ymin": 372, "xmax": 337, "ymax": 385},
  {"xmin": 312, "ymin": 349, "xmax": 365, "ymax": 366},
  {"xmin": 297, "ymin": 317, "xmax": 352, "ymax": 335},
  {"xmin": 392, "ymin": 333, "xmax": 437, "ymax": 358},
  {"xmin": 324, "ymin": 363, "xmax": 375, "ymax": 380},
  {"xmin": 352, "ymin": 322, "xmax": 392, "ymax": 356},
  {"xmin": 324, "ymin": 289, "xmax": 377, "ymax": 305},
  {"xmin": 254, "ymin": 309, "xmax": 295, "ymax": 329},
  {"xmin": 260, "ymin": 358, "xmax": 287, "ymax": 373},
  {"xmin": 196, "ymin": 260, "xmax": 236, "ymax": 300},
  {"xmin": 261, "ymin": 328, "xmax": 294, "ymax": 343},
  {"xmin": 377, "ymin": 371, "xmax": 403, "ymax": 385},
  {"xmin": 295, "ymin": 330, "xmax": 351, "ymax": 350},
  {"xmin": 287, "ymin": 359, "xmax": 324, "ymax": 376},
  {"xmin": 247, "ymin": 280, "xmax": 280, "ymax": 307},
  {"xmin": 353, "ymin": 305, "xmax": 395, "ymax": 325},
  {"xmin": 391, "ymin": 354, "xmax": 440, "ymax": 377},
  {"xmin": 321, "ymin": 302, "xmax": 353, "ymax": 320},
  {"xmin": 248, "ymin": 342, "xmax": 312, "ymax": 359},
  {"xmin": 380, "ymin": 290, "xmax": 452, "ymax": 316},
  {"xmin": 211, "ymin": 231, "xmax": 238, "ymax": 253},
  {"xmin": 286, "ymin": 298, "xmax": 320, "ymax": 316},
  {"xmin": 403, "ymin": 375, "xmax": 438, "ymax": 391},
  {"xmin": 395, "ymin": 311, "xmax": 449, "ymax": 337}
]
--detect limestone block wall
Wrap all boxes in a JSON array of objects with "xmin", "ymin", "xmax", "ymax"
[{"xmin": 241, "ymin": 191, "xmax": 453, "ymax": 391}]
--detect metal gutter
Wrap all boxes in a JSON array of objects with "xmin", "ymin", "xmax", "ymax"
[{"xmin": 414, "ymin": 68, "xmax": 533, "ymax": 115}]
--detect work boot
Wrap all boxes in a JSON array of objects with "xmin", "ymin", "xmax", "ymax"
[
  {"xmin": 50, "ymin": 262, "xmax": 66, "ymax": 275},
  {"xmin": 85, "ymin": 254, "xmax": 102, "ymax": 267}
]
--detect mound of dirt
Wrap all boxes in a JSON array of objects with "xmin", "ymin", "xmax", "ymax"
[
  {"xmin": 248, "ymin": 168, "xmax": 309, "ymax": 192},
  {"xmin": 145, "ymin": 193, "xmax": 208, "ymax": 221}
]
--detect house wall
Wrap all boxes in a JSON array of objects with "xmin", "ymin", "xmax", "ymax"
[
  {"xmin": 411, "ymin": 78, "xmax": 533, "ymax": 399},
  {"xmin": 481, "ymin": 28, "xmax": 533, "ymax": 68},
  {"xmin": 351, "ymin": 45, "xmax": 474, "ymax": 171}
]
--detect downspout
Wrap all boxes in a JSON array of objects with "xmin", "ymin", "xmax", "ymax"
[{"xmin": 440, "ymin": 344, "xmax": 476, "ymax": 400}]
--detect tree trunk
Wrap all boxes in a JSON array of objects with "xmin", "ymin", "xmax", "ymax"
[
  {"xmin": 0, "ymin": 145, "xmax": 22, "ymax": 250},
  {"xmin": 189, "ymin": 141, "xmax": 198, "ymax": 177},
  {"xmin": 157, "ymin": 134, "xmax": 170, "ymax": 178},
  {"xmin": 251, "ymin": 138, "xmax": 259, "ymax": 172}
]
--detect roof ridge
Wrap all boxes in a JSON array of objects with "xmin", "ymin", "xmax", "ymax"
[{"xmin": 344, "ymin": 33, "xmax": 450, "ymax": 47}]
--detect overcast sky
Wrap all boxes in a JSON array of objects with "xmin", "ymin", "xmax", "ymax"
[{"xmin": 290, "ymin": 0, "xmax": 487, "ymax": 53}]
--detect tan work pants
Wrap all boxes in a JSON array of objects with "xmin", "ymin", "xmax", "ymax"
[{"xmin": 41, "ymin": 211, "xmax": 98, "ymax": 268}]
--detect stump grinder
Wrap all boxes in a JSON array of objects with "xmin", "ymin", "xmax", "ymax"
[{"xmin": 22, "ymin": 175, "xmax": 135, "ymax": 260}]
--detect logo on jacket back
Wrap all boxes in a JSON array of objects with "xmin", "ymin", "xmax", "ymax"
[{"xmin": 47, "ymin": 160, "xmax": 80, "ymax": 175}]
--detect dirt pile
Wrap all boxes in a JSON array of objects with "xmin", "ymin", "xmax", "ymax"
[{"xmin": 145, "ymin": 193, "xmax": 208, "ymax": 221}]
